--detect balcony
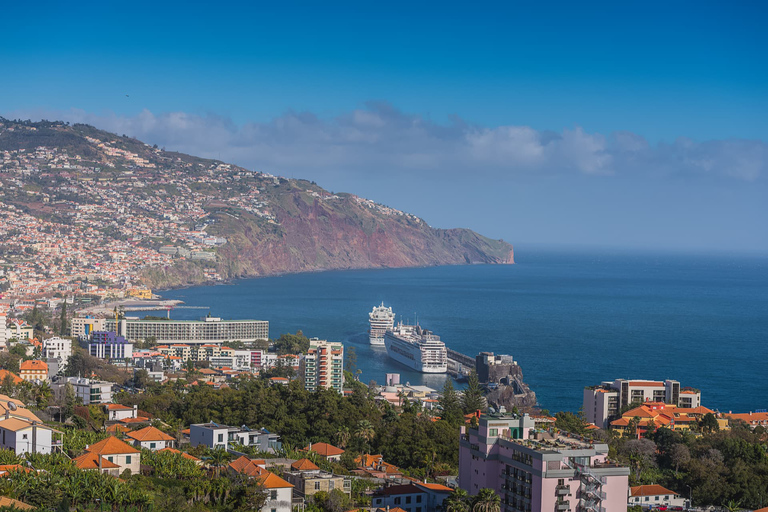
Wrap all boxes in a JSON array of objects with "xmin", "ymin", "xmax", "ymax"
[
  {"xmin": 556, "ymin": 500, "xmax": 569, "ymax": 511},
  {"xmin": 556, "ymin": 485, "xmax": 570, "ymax": 496}
]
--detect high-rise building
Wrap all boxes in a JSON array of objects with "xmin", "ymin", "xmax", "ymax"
[
  {"xmin": 300, "ymin": 339, "xmax": 344, "ymax": 393},
  {"xmin": 459, "ymin": 413, "xmax": 630, "ymax": 512},
  {"xmin": 583, "ymin": 379, "xmax": 702, "ymax": 429}
]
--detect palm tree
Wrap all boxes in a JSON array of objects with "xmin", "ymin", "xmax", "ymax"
[
  {"xmin": 472, "ymin": 488, "xmax": 501, "ymax": 512},
  {"xmin": 354, "ymin": 420, "xmax": 376, "ymax": 452},
  {"xmin": 445, "ymin": 488, "xmax": 470, "ymax": 512},
  {"xmin": 334, "ymin": 426, "xmax": 351, "ymax": 449},
  {"xmin": 209, "ymin": 448, "xmax": 229, "ymax": 477}
]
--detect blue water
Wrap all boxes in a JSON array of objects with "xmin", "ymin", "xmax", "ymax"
[{"xmin": 142, "ymin": 248, "xmax": 768, "ymax": 414}]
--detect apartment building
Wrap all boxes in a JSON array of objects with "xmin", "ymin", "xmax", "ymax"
[
  {"xmin": 42, "ymin": 337, "xmax": 72, "ymax": 369},
  {"xmin": 284, "ymin": 458, "xmax": 351, "ymax": 499},
  {"xmin": 71, "ymin": 317, "xmax": 106, "ymax": 340},
  {"xmin": 105, "ymin": 316, "xmax": 268, "ymax": 344},
  {"xmin": 19, "ymin": 360, "xmax": 48, "ymax": 383},
  {"xmin": 300, "ymin": 339, "xmax": 344, "ymax": 393},
  {"xmin": 89, "ymin": 331, "xmax": 133, "ymax": 361},
  {"xmin": 53, "ymin": 377, "xmax": 113, "ymax": 405},
  {"xmin": 459, "ymin": 413, "xmax": 630, "ymax": 512},
  {"xmin": 583, "ymin": 379, "xmax": 702, "ymax": 429}
]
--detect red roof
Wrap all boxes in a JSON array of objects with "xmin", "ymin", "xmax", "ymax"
[
  {"xmin": 126, "ymin": 426, "xmax": 175, "ymax": 443},
  {"xmin": 630, "ymin": 485, "xmax": 678, "ymax": 497},
  {"xmin": 304, "ymin": 442, "xmax": 344, "ymax": 457},
  {"xmin": 86, "ymin": 436, "xmax": 140, "ymax": 455},
  {"xmin": 19, "ymin": 360, "xmax": 47, "ymax": 372},
  {"xmin": 73, "ymin": 452, "xmax": 121, "ymax": 470},
  {"xmin": 291, "ymin": 458, "xmax": 320, "ymax": 471}
]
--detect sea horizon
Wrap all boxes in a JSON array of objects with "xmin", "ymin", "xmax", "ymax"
[{"xmin": 142, "ymin": 246, "xmax": 768, "ymax": 415}]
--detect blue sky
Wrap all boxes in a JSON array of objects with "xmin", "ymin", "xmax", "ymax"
[{"xmin": 2, "ymin": 0, "xmax": 767, "ymax": 253}]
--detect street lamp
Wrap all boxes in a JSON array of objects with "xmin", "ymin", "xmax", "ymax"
[{"xmin": 685, "ymin": 485, "xmax": 692, "ymax": 510}]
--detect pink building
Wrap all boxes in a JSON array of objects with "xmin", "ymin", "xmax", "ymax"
[{"xmin": 459, "ymin": 414, "xmax": 629, "ymax": 512}]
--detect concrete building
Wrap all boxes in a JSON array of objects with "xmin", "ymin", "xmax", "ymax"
[
  {"xmin": 71, "ymin": 316, "xmax": 106, "ymax": 340},
  {"xmin": 105, "ymin": 316, "xmax": 268, "ymax": 344},
  {"xmin": 42, "ymin": 337, "xmax": 72, "ymax": 368},
  {"xmin": 300, "ymin": 339, "xmax": 344, "ymax": 393},
  {"xmin": 54, "ymin": 377, "xmax": 113, "ymax": 405},
  {"xmin": 583, "ymin": 379, "xmax": 702, "ymax": 429},
  {"xmin": 89, "ymin": 331, "xmax": 133, "ymax": 361},
  {"xmin": 190, "ymin": 423, "xmax": 281, "ymax": 452},
  {"xmin": 105, "ymin": 404, "xmax": 138, "ymax": 421},
  {"xmin": 459, "ymin": 413, "xmax": 630, "ymax": 512},
  {"xmin": 284, "ymin": 458, "xmax": 351, "ymax": 499},
  {"xmin": 0, "ymin": 314, "xmax": 6, "ymax": 345}
]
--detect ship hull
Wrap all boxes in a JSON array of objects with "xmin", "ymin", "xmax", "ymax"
[{"xmin": 384, "ymin": 335, "xmax": 447, "ymax": 374}]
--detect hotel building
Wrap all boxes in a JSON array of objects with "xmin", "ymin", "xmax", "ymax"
[
  {"xmin": 300, "ymin": 339, "xmax": 344, "ymax": 393},
  {"xmin": 459, "ymin": 413, "xmax": 629, "ymax": 512},
  {"xmin": 105, "ymin": 316, "xmax": 268, "ymax": 344},
  {"xmin": 583, "ymin": 379, "xmax": 702, "ymax": 429}
]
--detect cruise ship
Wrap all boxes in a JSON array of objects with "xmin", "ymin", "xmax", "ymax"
[
  {"xmin": 368, "ymin": 302, "xmax": 395, "ymax": 345},
  {"xmin": 384, "ymin": 322, "xmax": 447, "ymax": 373}
]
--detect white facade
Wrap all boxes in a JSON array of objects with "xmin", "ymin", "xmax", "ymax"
[
  {"xmin": 43, "ymin": 337, "xmax": 72, "ymax": 367},
  {"xmin": 190, "ymin": 423, "xmax": 281, "ymax": 452},
  {"xmin": 55, "ymin": 377, "xmax": 113, "ymax": 405},
  {"xmin": 0, "ymin": 419, "xmax": 55, "ymax": 455},
  {"xmin": 263, "ymin": 486, "xmax": 293, "ymax": 512},
  {"xmin": 0, "ymin": 315, "xmax": 6, "ymax": 345}
]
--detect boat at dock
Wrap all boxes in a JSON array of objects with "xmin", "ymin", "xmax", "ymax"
[
  {"xmin": 369, "ymin": 302, "xmax": 395, "ymax": 345},
  {"xmin": 384, "ymin": 322, "xmax": 447, "ymax": 373}
]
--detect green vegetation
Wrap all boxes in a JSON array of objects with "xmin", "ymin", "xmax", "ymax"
[{"xmin": 118, "ymin": 375, "xmax": 463, "ymax": 475}]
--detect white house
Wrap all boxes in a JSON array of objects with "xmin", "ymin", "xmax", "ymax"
[
  {"xmin": 85, "ymin": 436, "xmax": 141, "ymax": 476},
  {"xmin": 629, "ymin": 485, "xmax": 687, "ymax": 509},
  {"xmin": 125, "ymin": 426, "xmax": 175, "ymax": 450},
  {"xmin": 190, "ymin": 423, "xmax": 281, "ymax": 452},
  {"xmin": 105, "ymin": 404, "xmax": 137, "ymax": 421},
  {"xmin": 0, "ymin": 417, "xmax": 59, "ymax": 455}
]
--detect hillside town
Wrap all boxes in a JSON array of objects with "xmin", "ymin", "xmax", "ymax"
[
  {"xmin": 0, "ymin": 119, "xmax": 427, "ymax": 302},
  {"xmin": 0, "ymin": 300, "xmax": 763, "ymax": 511}
]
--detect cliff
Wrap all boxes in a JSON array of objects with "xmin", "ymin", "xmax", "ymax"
[{"xmin": 0, "ymin": 118, "xmax": 513, "ymax": 290}]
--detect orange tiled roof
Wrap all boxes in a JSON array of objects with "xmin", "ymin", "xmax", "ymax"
[
  {"xmin": 106, "ymin": 424, "xmax": 131, "ymax": 434},
  {"xmin": 126, "ymin": 426, "xmax": 175, "ymax": 443},
  {"xmin": 19, "ymin": 360, "xmax": 47, "ymax": 372},
  {"xmin": 73, "ymin": 452, "xmax": 121, "ymax": 470},
  {"xmin": 107, "ymin": 404, "xmax": 133, "ymax": 410},
  {"xmin": 630, "ymin": 484, "xmax": 677, "ymax": 497},
  {"xmin": 158, "ymin": 447, "xmax": 201, "ymax": 462},
  {"xmin": 229, "ymin": 456, "xmax": 265, "ymax": 477},
  {"xmin": 0, "ymin": 370, "xmax": 22, "ymax": 385},
  {"xmin": 86, "ymin": 436, "xmax": 140, "ymax": 455},
  {"xmin": 304, "ymin": 442, "xmax": 344, "ymax": 457},
  {"xmin": 417, "ymin": 482, "xmax": 453, "ymax": 492},
  {"xmin": 257, "ymin": 470, "xmax": 293, "ymax": 489},
  {"xmin": 291, "ymin": 458, "xmax": 320, "ymax": 471}
]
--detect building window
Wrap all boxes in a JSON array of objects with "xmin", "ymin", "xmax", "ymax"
[
  {"xmin": 270, "ymin": 491, "xmax": 277, "ymax": 500},
  {"xmin": 22, "ymin": 434, "xmax": 28, "ymax": 440},
  {"xmin": 108, "ymin": 457, "xmax": 114, "ymax": 463},
  {"xmin": 217, "ymin": 433, "xmax": 224, "ymax": 443},
  {"xmin": 417, "ymin": 495, "xmax": 422, "ymax": 503},
  {"xmin": 315, "ymin": 482, "xmax": 321, "ymax": 490},
  {"xmin": 406, "ymin": 496, "xmax": 412, "ymax": 504},
  {"xmin": 126, "ymin": 456, "xmax": 131, "ymax": 464},
  {"xmin": 150, "ymin": 443, "xmax": 156, "ymax": 449},
  {"xmin": 395, "ymin": 497, "xmax": 401, "ymax": 505},
  {"xmin": 489, "ymin": 428, "xmax": 498, "ymax": 436}
]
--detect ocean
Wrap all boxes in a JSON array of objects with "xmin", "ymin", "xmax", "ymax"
[{"xmin": 141, "ymin": 248, "xmax": 768, "ymax": 414}]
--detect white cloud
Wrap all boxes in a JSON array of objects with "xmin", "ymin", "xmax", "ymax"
[{"xmin": 4, "ymin": 103, "xmax": 765, "ymax": 182}]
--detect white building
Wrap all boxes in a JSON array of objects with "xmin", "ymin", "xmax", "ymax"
[
  {"xmin": 106, "ymin": 316, "xmax": 268, "ymax": 344},
  {"xmin": 54, "ymin": 377, "xmax": 113, "ymax": 405},
  {"xmin": 0, "ymin": 417, "xmax": 59, "ymax": 455},
  {"xmin": 105, "ymin": 404, "xmax": 137, "ymax": 421},
  {"xmin": 43, "ymin": 337, "xmax": 72, "ymax": 368},
  {"xmin": 629, "ymin": 485, "xmax": 687, "ymax": 508},
  {"xmin": 126, "ymin": 426, "xmax": 175, "ymax": 450},
  {"xmin": 190, "ymin": 423, "xmax": 281, "ymax": 452},
  {"xmin": 584, "ymin": 379, "xmax": 702, "ymax": 429},
  {"xmin": 0, "ymin": 315, "xmax": 6, "ymax": 345}
]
